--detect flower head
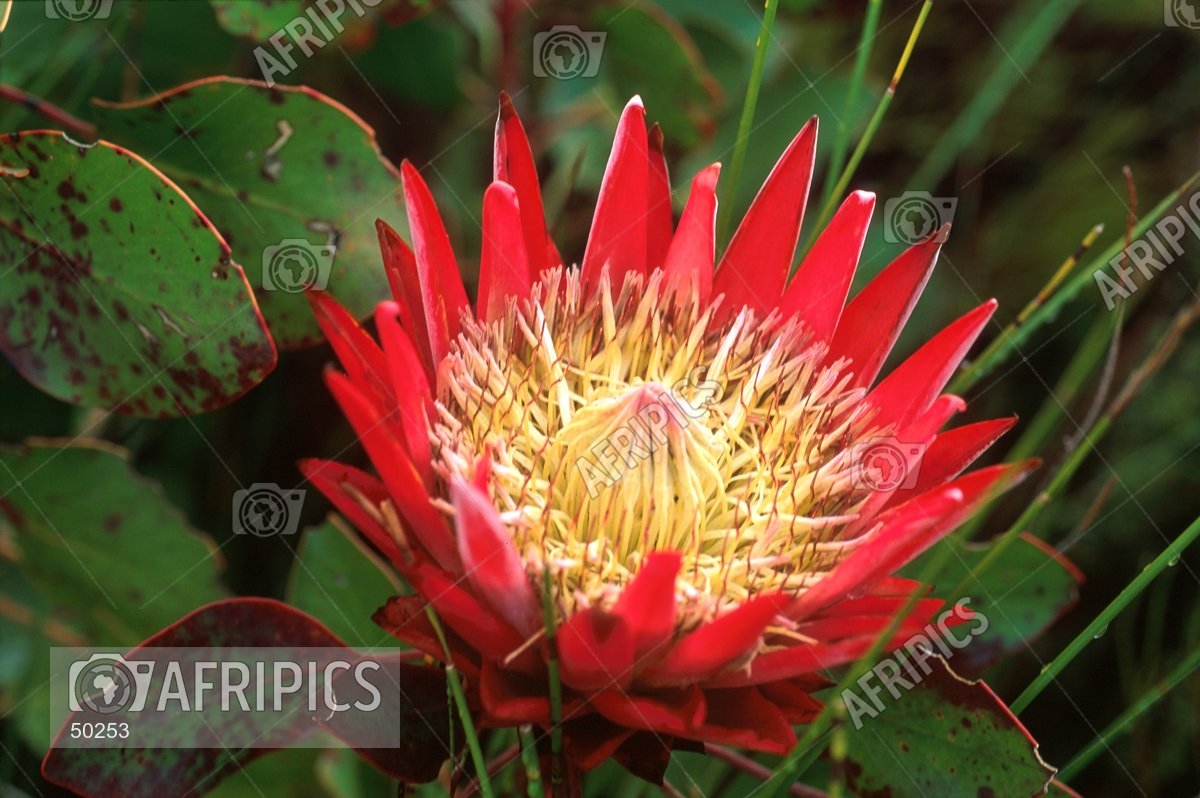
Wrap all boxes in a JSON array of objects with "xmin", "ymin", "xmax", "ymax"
[{"xmin": 302, "ymin": 94, "xmax": 1032, "ymax": 779}]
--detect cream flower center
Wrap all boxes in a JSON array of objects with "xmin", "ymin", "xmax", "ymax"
[{"xmin": 433, "ymin": 267, "xmax": 885, "ymax": 626}]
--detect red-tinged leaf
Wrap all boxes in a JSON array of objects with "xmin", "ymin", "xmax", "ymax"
[
  {"xmin": 92, "ymin": 78, "xmax": 404, "ymax": 348},
  {"xmin": 714, "ymin": 118, "xmax": 817, "ymax": 316},
  {"xmin": 841, "ymin": 657, "xmax": 1055, "ymax": 798},
  {"xmin": 582, "ymin": 97, "xmax": 649, "ymax": 291},
  {"xmin": 41, "ymin": 598, "xmax": 452, "ymax": 797},
  {"xmin": 495, "ymin": 92, "xmax": 559, "ymax": 274},
  {"xmin": 0, "ymin": 131, "xmax": 275, "ymax": 417},
  {"xmin": 477, "ymin": 181, "xmax": 531, "ymax": 323},
  {"xmin": 912, "ymin": 533, "xmax": 1084, "ymax": 676}
]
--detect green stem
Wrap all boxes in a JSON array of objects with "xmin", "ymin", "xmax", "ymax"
[
  {"xmin": 718, "ymin": 0, "xmax": 780, "ymax": 244},
  {"xmin": 425, "ymin": 607, "xmax": 495, "ymax": 798},
  {"xmin": 802, "ymin": 1, "xmax": 932, "ymax": 252},
  {"xmin": 945, "ymin": 305, "xmax": 1119, "ymax": 546},
  {"xmin": 909, "ymin": 0, "xmax": 1085, "ymax": 189},
  {"xmin": 1057, "ymin": 644, "xmax": 1200, "ymax": 782},
  {"xmin": 518, "ymin": 724, "xmax": 546, "ymax": 798},
  {"xmin": 821, "ymin": 0, "xmax": 881, "ymax": 212},
  {"xmin": 763, "ymin": 536, "xmax": 958, "ymax": 795},
  {"xmin": 1010, "ymin": 514, "xmax": 1200, "ymax": 715},
  {"xmin": 952, "ymin": 170, "xmax": 1200, "ymax": 391}
]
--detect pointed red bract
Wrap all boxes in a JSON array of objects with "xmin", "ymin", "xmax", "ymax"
[
  {"xmin": 827, "ymin": 227, "xmax": 946, "ymax": 388},
  {"xmin": 779, "ymin": 190, "xmax": 875, "ymax": 340},
  {"xmin": 867, "ymin": 300, "xmax": 997, "ymax": 429},
  {"xmin": 495, "ymin": 92, "xmax": 560, "ymax": 274},
  {"xmin": 714, "ymin": 118, "xmax": 817, "ymax": 315},
  {"xmin": 582, "ymin": 97, "xmax": 650, "ymax": 291},
  {"xmin": 646, "ymin": 123, "xmax": 674, "ymax": 271},
  {"xmin": 451, "ymin": 475, "xmax": 540, "ymax": 637},
  {"xmin": 478, "ymin": 181, "xmax": 532, "ymax": 324},
  {"xmin": 401, "ymin": 160, "xmax": 470, "ymax": 369},
  {"xmin": 663, "ymin": 164, "xmax": 719, "ymax": 303}
]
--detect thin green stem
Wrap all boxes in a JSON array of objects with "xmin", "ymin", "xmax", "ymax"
[
  {"xmin": 518, "ymin": 725, "xmax": 546, "ymax": 798},
  {"xmin": 1057, "ymin": 644, "xmax": 1200, "ymax": 782},
  {"xmin": 763, "ymin": 536, "xmax": 957, "ymax": 795},
  {"xmin": 1010, "ymin": 514, "xmax": 1200, "ymax": 714},
  {"xmin": 821, "ymin": 0, "xmax": 881, "ymax": 212},
  {"xmin": 953, "ymin": 170, "xmax": 1200, "ymax": 391},
  {"xmin": 910, "ymin": 0, "xmax": 1085, "ymax": 189},
  {"xmin": 425, "ymin": 607, "xmax": 495, "ymax": 798},
  {"xmin": 803, "ymin": 1, "xmax": 932, "ymax": 251},
  {"xmin": 718, "ymin": 0, "xmax": 780, "ymax": 244}
]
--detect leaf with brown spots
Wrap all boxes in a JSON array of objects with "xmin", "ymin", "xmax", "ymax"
[
  {"xmin": 0, "ymin": 131, "xmax": 276, "ymax": 417},
  {"xmin": 92, "ymin": 77, "xmax": 407, "ymax": 347},
  {"xmin": 840, "ymin": 657, "xmax": 1055, "ymax": 798},
  {"xmin": 0, "ymin": 439, "xmax": 228, "ymax": 643}
]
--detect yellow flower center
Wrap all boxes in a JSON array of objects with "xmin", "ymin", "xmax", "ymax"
[{"xmin": 433, "ymin": 267, "xmax": 884, "ymax": 627}]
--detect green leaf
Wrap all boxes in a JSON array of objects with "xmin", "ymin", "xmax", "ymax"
[
  {"xmin": 209, "ymin": 0, "xmax": 434, "ymax": 41},
  {"xmin": 286, "ymin": 516, "xmax": 400, "ymax": 648},
  {"xmin": 593, "ymin": 5, "xmax": 720, "ymax": 150},
  {"xmin": 209, "ymin": 0, "xmax": 307, "ymax": 38},
  {"xmin": 923, "ymin": 533, "xmax": 1083, "ymax": 675},
  {"xmin": 0, "ymin": 439, "xmax": 228, "ymax": 643},
  {"xmin": 841, "ymin": 657, "xmax": 1055, "ymax": 798},
  {"xmin": 92, "ymin": 78, "xmax": 403, "ymax": 347},
  {"xmin": 0, "ymin": 132, "xmax": 276, "ymax": 417}
]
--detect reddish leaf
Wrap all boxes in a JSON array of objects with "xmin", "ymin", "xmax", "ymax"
[{"xmin": 42, "ymin": 598, "xmax": 451, "ymax": 797}]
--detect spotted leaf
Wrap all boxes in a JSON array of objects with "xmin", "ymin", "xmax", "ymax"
[
  {"xmin": 92, "ymin": 77, "xmax": 405, "ymax": 347},
  {"xmin": 0, "ymin": 131, "xmax": 276, "ymax": 417}
]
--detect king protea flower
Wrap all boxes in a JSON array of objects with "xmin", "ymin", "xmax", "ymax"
[{"xmin": 301, "ymin": 94, "xmax": 1032, "ymax": 781}]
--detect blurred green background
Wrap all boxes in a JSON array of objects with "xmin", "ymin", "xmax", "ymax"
[{"xmin": 2, "ymin": 0, "xmax": 1200, "ymax": 795}]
